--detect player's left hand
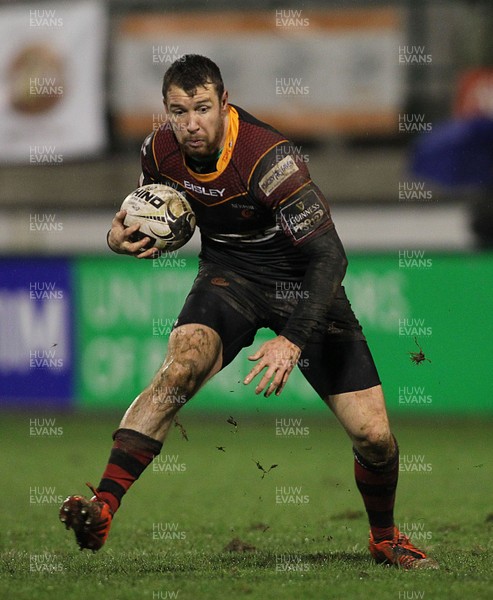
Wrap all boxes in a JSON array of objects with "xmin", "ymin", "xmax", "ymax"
[{"xmin": 244, "ymin": 336, "xmax": 301, "ymax": 397}]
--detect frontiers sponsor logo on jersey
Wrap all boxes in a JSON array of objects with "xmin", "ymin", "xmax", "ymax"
[
  {"xmin": 183, "ymin": 180, "xmax": 225, "ymax": 198},
  {"xmin": 398, "ymin": 386, "xmax": 432, "ymax": 405},
  {"xmin": 399, "ymin": 45, "xmax": 432, "ymax": 64},
  {"xmin": 398, "ymin": 318, "xmax": 432, "ymax": 337},
  {"xmin": 259, "ymin": 155, "xmax": 299, "ymax": 197}
]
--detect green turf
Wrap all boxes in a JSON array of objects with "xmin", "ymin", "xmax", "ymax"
[{"xmin": 1, "ymin": 411, "xmax": 492, "ymax": 599}]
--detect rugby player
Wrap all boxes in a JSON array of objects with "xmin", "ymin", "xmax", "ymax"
[{"xmin": 60, "ymin": 55, "xmax": 437, "ymax": 569}]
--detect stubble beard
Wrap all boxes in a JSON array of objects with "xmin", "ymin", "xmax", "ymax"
[{"xmin": 178, "ymin": 112, "xmax": 226, "ymax": 160}]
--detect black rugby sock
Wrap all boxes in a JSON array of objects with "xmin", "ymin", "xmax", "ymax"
[
  {"xmin": 354, "ymin": 440, "xmax": 399, "ymax": 542},
  {"xmin": 96, "ymin": 428, "xmax": 162, "ymax": 514}
]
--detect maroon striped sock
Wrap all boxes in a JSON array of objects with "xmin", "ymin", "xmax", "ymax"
[
  {"xmin": 96, "ymin": 428, "xmax": 162, "ymax": 515},
  {"xmin": 354, "ymin": 438, "xmax": 399, "ymax": 542}
]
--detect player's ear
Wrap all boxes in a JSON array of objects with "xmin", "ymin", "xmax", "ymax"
[{"xmin": 220, "ymin": 90, "xmax": 228, "ymax": 111}]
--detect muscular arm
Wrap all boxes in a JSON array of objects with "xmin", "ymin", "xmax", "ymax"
[
  {"xmin": 279, "ymin": 226, "xmax": 347, "ymax": 349},
  {"xmin": 106, "ymin": 132, "xmax": 160, "ymax": 258},
  {"xmin": 243, "ymin": 229, "xmax": 346, "ymax": 397},
  {"xmin": 245, "ymin": 145, "xmax": 348, "ymax": 394},
  {"xmin": 266, "ymin": 161, "xmax": 347, "ymax": 349}
]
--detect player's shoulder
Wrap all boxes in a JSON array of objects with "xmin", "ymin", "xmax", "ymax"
[
  {"xmin": 140, "ymin": 123, "xmax": 178, "ymax": 162},
  {"xmin": 140, "ymin": 130, "xmax": 155, "ymax": 160},
  {"xmin": 233, "ymin": 104, "xmax": 288, "ymax": 148}
]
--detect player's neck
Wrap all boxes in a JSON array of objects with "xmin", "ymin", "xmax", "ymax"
[
  {"xmin": 184, "ymin": 108, "xmax": 229, "ymax": 174},
  {"xmin": 186, "ymin": 148, "xmax": 223, "ymax": 174},
  {"xmin": 187, "ymin": 109, "xmax": 229, "ymax": 174}
]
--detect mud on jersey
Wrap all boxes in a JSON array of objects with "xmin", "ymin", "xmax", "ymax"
[{"xmin": 140, "ymin": 104, "xmax": 334, "ymax": 282}]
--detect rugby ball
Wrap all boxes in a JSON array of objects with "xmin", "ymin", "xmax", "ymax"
[{"xmin": 121, "ymin": 184, "xmax": 196, "ymax": 252}]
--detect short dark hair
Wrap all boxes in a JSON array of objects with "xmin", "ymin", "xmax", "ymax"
[{"xmin": 162, "ymin": 54, "xmax": 224, "ymax": 101}]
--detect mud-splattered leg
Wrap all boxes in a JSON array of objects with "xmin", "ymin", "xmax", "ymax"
[{"xmin": 120, "ymin": 323, "xmax": 223, "ymax": 442}]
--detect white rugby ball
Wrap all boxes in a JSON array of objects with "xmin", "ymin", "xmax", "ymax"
[{"xmin": 121, "ymin": 184, "xmax": 196, "ymax": 252}]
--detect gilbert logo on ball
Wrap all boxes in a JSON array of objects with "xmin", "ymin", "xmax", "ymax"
[{"xmin": 121, "ymin": 184, "xmax": 196, "ymax": 252}]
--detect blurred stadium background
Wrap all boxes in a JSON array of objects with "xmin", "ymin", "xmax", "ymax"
[{"xmin": 1, "ymin": 0, "xmax": 493, "ymax": 416}]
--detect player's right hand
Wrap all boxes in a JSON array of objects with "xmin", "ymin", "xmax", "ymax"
[{"xmin": 107, "ymin": 210, "xmax": 158, "ymax": 259}]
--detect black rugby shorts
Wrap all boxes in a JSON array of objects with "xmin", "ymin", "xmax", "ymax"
[{"xmin": 173, "ymin": 262, "xmax": 381, "ymax": 397}]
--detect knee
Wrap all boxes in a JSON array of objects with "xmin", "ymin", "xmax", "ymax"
[
  {"xmin": 148, "ymin": 324, "xmax": 222, "ymax": 414},
  {"xmin": 353, "ymin": 426, "xmax": 396, "ymax": 465},
  {"xmin": 165, "ymin": 358, "xmax": 199, "ymax": 395},
  {"xmin": 151, "ymin": 359, "xmax": 201, "ymax": 413}
]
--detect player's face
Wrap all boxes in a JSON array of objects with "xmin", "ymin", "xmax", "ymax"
[{"xmin": 164, "ymin": 83, "xmax": 228, "ymax": 159}]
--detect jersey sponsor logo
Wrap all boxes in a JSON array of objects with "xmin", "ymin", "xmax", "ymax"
[
  {"xmin": 231, "ymin": 202, "xmax": 255, "ymax": 209},
  {"xmin": 279, "ymin": 189, "xmax": 328, "ymax": 242},
  {"xmin": 259, "ymin": 155, "xmax": 299, "ymax": 197},
  {"xmin": 230, "ymin": 202, "xmax": 256, "ymax": 218},
  {"xmin": 183, "ymin": 180, "xmax": 226, "ymax": 198}
]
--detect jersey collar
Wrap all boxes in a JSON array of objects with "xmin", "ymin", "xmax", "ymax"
[{"xmin": 182, "ymin": 105, "xmax": 239, "ymax": 182}]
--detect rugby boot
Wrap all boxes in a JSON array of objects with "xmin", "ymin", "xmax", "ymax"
[
  {"xmin": 369, "ymin": 527, "xmax": 439, "ymax": 569},
  {"xmin": 59, "ymin": 483, "xmax": 113, "ymax": 552}
]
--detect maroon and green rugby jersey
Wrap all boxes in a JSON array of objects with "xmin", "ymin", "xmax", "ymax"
[{"xmin": 140, "ymin": 104, "xmax": 334, "ymax": 282}]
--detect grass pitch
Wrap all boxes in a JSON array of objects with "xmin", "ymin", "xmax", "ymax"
[{"xmin": 1, "ymin": 411, "xmax": 492, "ymax": 599}]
